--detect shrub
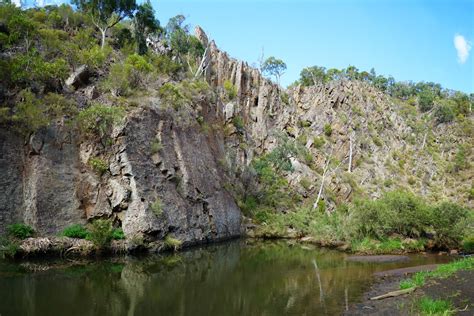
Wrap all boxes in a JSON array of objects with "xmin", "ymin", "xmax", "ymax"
[
  {"xmin": 87, "ymin": 219, "xmax": 114, "ymax": 249},
  {"xmin": 418, "ymin": 91, "xmax": 434, "ymax": 112},
  {"xmin": 102, "ymin": 54, "xmax": 152, "ymax": 96},
  {"xmin": 429, "ymin": 202, "xmax": 469, "ymax": 248},
  {"xmin": 434, "ymin": 104, "xmax": 455, "ymax": 123},
  {"xmin": 148, "ymin": 54, "xmax": 182, "ymax": 76},
  {"xmin": 158, "ymin": 82, "xmax": 188, "ymax": 110},
  {"xmin": 313, "ymin": 136, "xmax": 325, "ymax": 148},
  {"xmin": 224, "ymin": 79, "xmax": 237, "ymax": 100},
  {"xmin": 7, "ymin": 223, "xmax": 34, "ymax": 239},
  {"xmin": 323, "ymin": 123, "xmax": 332, "ymax": 136},
  {"xmin": 351, "ymin": 190, "xmax": 429, "ymax": 239},
  {"xmin": 164, "ymin": 235, "xmax": 182, "ymax": 251},
  {"xmin": 76, "ymin": 104, "xmax": 124, "ymax": 143},
  {"xmin": 150, "ymin": 140, "xmax": 163, "ymax": 154},
  {"xmin": 232, "ymin": 116, "xmax": 245, "ymax": 131},
  {"xmin": 463, "ymin": 236, "xmax": 474, "ymax": 253},
  {"xmin": 151, "ymin": 198, "xmax": 163, "ymax": 217},
  {"xmin": 111, "ymin": 228, "xmax": 125, "ymax": 240},
  {"xmin": 79, "ymin": 45, "xmax": 111, "ymax": 70},
  {"xmin": 61, "ymin": 224, "xmax": 89, "ymax": 239},
  {"xmin": 88, "ymin": 157, "xmax": 108, "ymax": 175}
]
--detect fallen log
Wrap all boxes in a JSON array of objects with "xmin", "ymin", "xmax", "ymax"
[{"xmin": 370, "ymin": 287, "xmax": 415, "ymax": 300}]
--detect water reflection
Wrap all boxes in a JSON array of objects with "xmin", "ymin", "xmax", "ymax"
[{"xmin": 0, "ymin": 240, "xmax": 452, "ymax": 316}]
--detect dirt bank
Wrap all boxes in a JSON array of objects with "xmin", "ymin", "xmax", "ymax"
[{"xmin": 346, "ymin": 266, "xmax": 474, "ymax": 315}]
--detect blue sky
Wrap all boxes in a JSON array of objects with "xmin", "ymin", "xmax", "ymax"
[{"xmin": 150, "ymin": 0, "xmax": 473, "ymax": 93}]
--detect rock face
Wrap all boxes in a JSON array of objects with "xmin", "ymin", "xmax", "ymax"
[
  {"xmin": 0, "ymin": 27, "xmax": 471, "ymax": 246},
  {"xmin": 0, "ymin": 104, "xmax": 241, "ymax": 246}
]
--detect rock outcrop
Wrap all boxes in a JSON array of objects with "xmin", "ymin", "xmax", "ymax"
[{"xmin": 0, "ymin": 27, "xmax": 471, "ymax": 251}]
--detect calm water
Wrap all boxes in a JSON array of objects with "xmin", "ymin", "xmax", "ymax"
[{"xmin": 0, "ymin": 240, "xmax": 452, "ymax": 316}]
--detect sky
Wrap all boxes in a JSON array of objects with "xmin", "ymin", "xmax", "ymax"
[{"xmin": 149, "ymin": 0, "xmax": 473, "ymax": 93}]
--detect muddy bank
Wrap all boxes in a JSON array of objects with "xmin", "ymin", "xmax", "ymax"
[{"xmin": 346, "ymin": 265, "xmax": 474, "ymax": 315}]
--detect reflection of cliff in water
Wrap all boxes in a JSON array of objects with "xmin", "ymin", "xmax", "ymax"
[{"xmin": 0, "ymin": 240, "xmax": 452, "ymax": 316}]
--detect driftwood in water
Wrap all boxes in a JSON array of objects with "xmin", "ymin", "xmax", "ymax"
[{"xmin": 370, "ymin": 287, "xmax": 415, "ymax": 300}]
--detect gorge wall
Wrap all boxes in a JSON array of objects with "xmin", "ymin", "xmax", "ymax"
[{"xmin": 0, "ymin": 27, "xmax": 472, "ymax": 247}]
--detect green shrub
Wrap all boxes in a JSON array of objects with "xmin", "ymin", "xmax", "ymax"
[
  {"xmin": 158, "ymin": 82, "xmax": 188, "ymax": 110},
  {"xmin": 224, "ymin": 79, "xmax": 237, "ymax": 100},
  {"xmin": 7, "ymin": 223, "xmax": 34, "ymax": 239},
  {"xmin": 434, "ymin": 104, "xmax": 455, "ymax": 123},
  {"xmin": 61, "ymin": 224, "xmax": 89, "ymax": 239},
  {"xmin": 164, "ymin": 235, "xmax": 182, "ymax": 251},
  {"xmin": 313, "ymin": 136, "xmax": 325, "ymax": 148},
  {"xmin": 418, "ymin": 91, "xmax": 434, "ymax": 112},
  {"xmin": 76, "ymin": 104, "xmax": 124, "ymax": 143},
  {"xmin": 150, "ymin": 140, "xmax": 163, "ymax": 154},
  {"xmin": 79, "ymin": 45, "xmax": 111, "ymax": 70},
  {"xmin": 102, "ymin": 53, "xmax": 152, "ymax": 96},
  {"xmin": 111, "ymin": 228, "xmax": 125, "ymax": 240},
  {"xmin": 88, "ymin": 157, "xmax": 108, "ymax": 175},
  {"xmin": 351, "ymin": 190, "xmax": 429, "ymax": 239},
  {"xmin": 323, "ymin": 124, "xmax": 332, "ymax": 136},
  {"xmin": 429, "ymin": 202, "xmax": 469, "ymax": 248},
  {"xmin": 151, "ymin": 198, "xmax": 163, "ymax": 217},
  {"xmin": 149, "ymin": 54, "xmax": 182, "ymax": 76},
  {"xmin": 232, "ymin": 116, "xmax": 245, "ymax": 130},
  {"xmin": 462, "ymin": 236, "xmax": 474, "ymax": 253},
  {"xmin": 87, "ymin": 219, "xmax": 114, "ymax": 249}
]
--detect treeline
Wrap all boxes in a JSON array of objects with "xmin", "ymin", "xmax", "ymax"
[
  {"xmin": 0, "ymin": 1, "xmax": 204, "ymax": 134},
  {"xmin": 293, "ymin": 65, "xmax": 473, "ymax": 122}
]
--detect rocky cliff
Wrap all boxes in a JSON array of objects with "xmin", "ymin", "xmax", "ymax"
[{"xmin": 0, "ymin": 27, "xmax": 472, "ymax": 250}]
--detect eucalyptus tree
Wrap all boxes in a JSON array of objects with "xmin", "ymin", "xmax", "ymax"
[{"xmin": 73, "ymin": 0, "xmax": 136, "ymax": 49}]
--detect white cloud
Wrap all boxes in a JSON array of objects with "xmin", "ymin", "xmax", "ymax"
[{"xmin": 454, "ymin": 34, "xmax": 471, "ymax": 64}]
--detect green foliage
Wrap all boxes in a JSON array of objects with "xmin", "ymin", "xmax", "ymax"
[
  {"xmin": 430, "ymin": 202, "xmax": 469, "ymax": 248},
  {"xmin": 351, "ymin": 190, "xmax": 430, "ymax": 239},
  {"xmin": 462, "ymin": 236, "xmax": 474, "ymax": 253},
  {"xmin": 164, "ymin": 235, "xmax": 182, "ymax": 251},
  {"xmin": 418, "ymin": 90, "xmax": 434, "ymax": 112},
  {"xmin": 451, "ymin": 145, "xmax": 469, "ymax": 172},
  {"xmin": 87, "ymin": 219, "xmax": 114, "ymax": 248},
  {"xmin": 88, "ymin": 157, "xmax": 108, "ymax": 175},
  {"xmin": 151, "ymin": 198, "xmax": 163, "ymax": 217},
  {"xmin": 434, "ymin": 103, "xmax": 455, "ymax": 123},
  {"xmin": 111, "ymin": 228, "xmax": 125, "ymax": 240},
  {"xmin": 76, "ymin": 104, "xmax": 123, "ymax": 142},
  {"xmin": 323, "ymin": 124, "xmax": 332, "ymax": 136},
  {"xmin": 299, "ymin": 66, "xmax": 328, "ymax": 86},
  {"xmin": 79, "ymin": 45, "xmax": 111, "ymax": 70},
  {"xmin": 148, "ymin": 54, "xmax": 182, "ymax": 76},
  {"xmin": 399, "ymin": 257, "xmax": 474, "ymax": 290},
  {"xmin": 158, "ymin": 82, "xmax": 188, "ymax": 110},
  {"xmin": 73, "ymin": 0, "xmax": 136, "ymax": 48},
  {"xmin": 133, "ymin": 0, "xmax": 160, "ymax": 55},
  {"xmin": 351, "ymin": 237, "xmax": 426, "ymax": 255},
  {"xmin": 232, "ymin": 116, "xmax": 245, "ymax": 131},
  {"xmin": 313, "ymin": 136, "xmax": 326, "ymax": 148},
  {"xmin": 61, "ymin": 224, "xmax": 89, "ymax": 239},
  {"xmin": 418, "ymin": 297, "xmax": 454, "ymax": 316},
  {"xmin": 102, "ymin": 53, "xmax": 152, "ymax": 95},
  {"xmin": 150, "ymin": 139, "xmax": 163, "ymax": 154},
  {"xmin": 261, "ymin": 56, "xmax": 286, "ymax": 83},
  {"xmin": 7, "ymin": 223, "xmax": 34, "ymax": 239},
  {"xmin": 0, "ymin": 238, "xmax": 20, "ymax": 259},
  {"xmin": 224, "ymin": 79, "xmax": 237, "ymax": 100}
]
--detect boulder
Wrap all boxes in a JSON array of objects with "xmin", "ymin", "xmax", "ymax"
[{"xmin": 65, "ymin": 65, "xmax": 90, "ymax": 89}]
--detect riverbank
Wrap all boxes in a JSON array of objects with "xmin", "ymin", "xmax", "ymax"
[
  {"xmin": 2, "ymin": 233, "xmax": 468, "ymax": 260},
  {"xmin": 346, "ymin": 256, "xmax": 474, "ymax": 315}
]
